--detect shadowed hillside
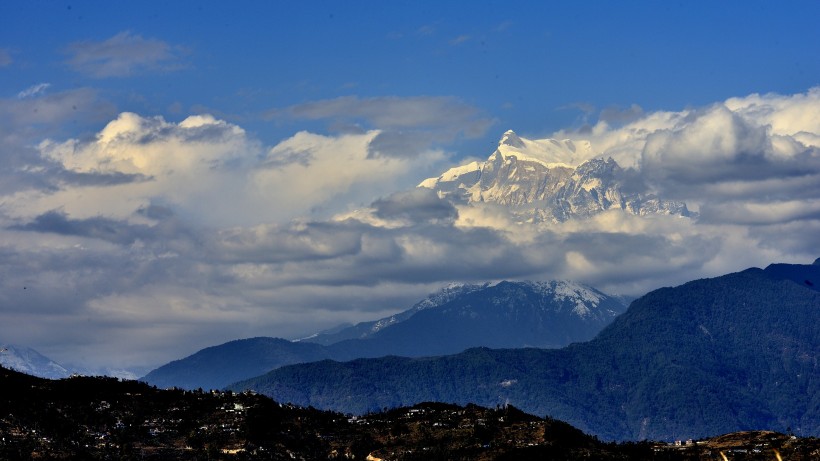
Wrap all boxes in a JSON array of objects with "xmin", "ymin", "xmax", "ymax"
[{"xmin": 230, "ymin": 261, "xmax": 820, "ymax": 441}]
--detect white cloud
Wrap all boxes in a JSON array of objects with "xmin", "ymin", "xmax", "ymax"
[
  {"xmin": 554, "ymin": 88, "xmax": 820, "ymax": 209},
  {"xmin": 252, "ymin": 130, "xmax": 449, "ymax": 219},
  {"xmin": 11, "ymin": 112, "xmax": 451, "ymax": 227},
  {"xmin": 725, "ymin": 87, "xmax": 820, "ymax": 139},
  {"xmin": 42, "ymin": 112, "xmax": 248, "ymax": 176},
  {"xmin": 17, "ymin": 83, "xmax": 51, "ymax": 99}
]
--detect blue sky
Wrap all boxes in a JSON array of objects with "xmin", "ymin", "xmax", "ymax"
[
  {"xmin": 5, "ymin": 1, "xmax": 819, "ymax": 150},
  {"xmin": 1, "ymin": 1, "xmax": 820, "ymax": 373}
]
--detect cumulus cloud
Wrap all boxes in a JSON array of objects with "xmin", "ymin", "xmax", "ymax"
[
  {"xmin": 41, "ymin": 112, "xmax": 249, "ymax": 176},
  {"xmin": 641, "ymin": 105, "xmax": 773, "ymax": 183},
  {"xmin": 64, "ymin": 31, "xmax": 185, "ymax": 77},
  {"xmin": 7, "ymin": 111, "xmax": 451, "ymax": 231},
  {"xmin": 253, "ymin": 130, "xmax": 451, "ymax": 225},
  {"xmin": 555, "ymin": 88, "xmax": 820, "ymax": 212}
]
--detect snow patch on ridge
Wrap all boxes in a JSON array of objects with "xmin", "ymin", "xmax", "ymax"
[
  {"xmin": 525, "ymin": 280, "xmax": 605, "ymax": 318},
  {"xmin": 495, "ymin": 129, "xmax": 595, "ymax": 169},
  {"xmin": 418, "ymin": 161, "xmax": 481, "ymax": 189},
  {"xmin": 418, "ymin": 130, "xmax": 595, "ymax": 190}
]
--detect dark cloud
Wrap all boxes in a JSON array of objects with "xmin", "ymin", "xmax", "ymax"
[
  {"xmin": 697, "ymin": 199, "xmax": 820, "ymax": 226},
  {"xmin": 210, "ymin": 221, "xmax": 365, "ymax": 264},
  {"xmin": 236, "ymin": 223, "xmax": 548, "ymax": 288},
  {"xmin": 56, "ymin": 170, "xmax": 152, "ymax": 187},
  {"xmin": 367, "ymin": 130, "xmax": 432, "ymax": 158},
  {"xmin": 267, "ymin": 95, "xmax": 495, "ymax": 158},
  {"xmin": 599, "ymin": 104, "xmax": 644, "ymax": 125},
  {"xmin": 0, "ymin": 48, "xmax": 12, "ymax": 67},
  {"xmin": 372, "ymin": 188, "xmax": 458, "ymax": 223},
  {"xmin": 0, "ymin": 88, "xmax": 116, "ymax": 132},
  {"xmin": 136, "ymin": 204, "xmax": 175, "ymax": 221},
  {"xmin": 259, "ymin": 146, "xmax": 314, "ymax": 168},
  {"xmin": 0, "ymin": 152, "xmax": 148, "ymax": 196},
  {"xmin": 64, "ymin": 31, "xmax": 185, "ymax": 78},
  {"xmin": 10, "ymin": 210, "xmax": 154, "ymax": 245},
  {"xmin": 748, "ymin": 220, "xmax": 820, "ymax": 258}
]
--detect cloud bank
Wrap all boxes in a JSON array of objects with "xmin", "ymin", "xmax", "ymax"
[{"xmin": 0, "ymin": 88, "xmax": 818, "ymax": 372}]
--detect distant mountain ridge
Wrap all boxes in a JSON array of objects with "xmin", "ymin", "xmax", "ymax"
[
  {"xmin": 0, "ymin": 344, "xmax": 70, "ymax": 379},
  {"xmin": 142, "ymin": 280, "xmax": 626, "ymax": 390},
  {"xmin": 298, "ymin": 282, "xmax": 488, "ymax": 345},
  {"xmin": 420, "ymin": 130, "xmax": 693, "ymax": 223},
  {"xmin": 328, "ymin": 280, "xmax": 626, "ymax": 358},
  {"xmin": 229, "ymin": 259, "xmax": 820, "ymax": 441}
]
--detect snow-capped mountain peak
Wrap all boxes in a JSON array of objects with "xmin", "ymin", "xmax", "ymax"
[
  {"xmin": 530, "ymin": 280, "xmax": 607, "ymax": 317},
  {"xmin": 493, "ymin": 129, "xmax": 595, "ymax": 168},
  {"xmin": 300, "ymin": 279, "xmax": 628, "ymax": 352},
  {"xmin": 419, "ymin": 129, "xmax": 693, "ymax": 224},
  {"xmin": 499, "ymin": 129, "xmax": 526, "ymax": 148}
]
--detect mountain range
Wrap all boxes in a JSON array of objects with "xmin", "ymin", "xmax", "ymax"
[
  {"xmin": 419, "ymin": 130, "xmax": 693, "ymax": 223},
  {"xmin": 229, "ymin": 259, "xmax": 820, "ymax": 441},
  {"xmin": 142, "ymin": 280, "xmax": 626, "ymax": 390}
]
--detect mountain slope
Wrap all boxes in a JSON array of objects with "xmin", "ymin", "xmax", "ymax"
[
  {"xmin": 141, "ymin": 337, "xmax": 335, "ymax": 391},
  {"xmin": 0, "ymin": 344, "xmax": 70, "ymax": 379},
  {"xmin": 300, "ymin": 283, "xmax": 487, "ymax": 345},
  {"xmin": 143, "ymin": 280, "xmax": 626, "ymax": 390},
  {"xmin": 420, "ymin": 130, "xmax": 693, "ymax": 223},
  {"xmin": 330, "ymin": 280, "xmax": 625, "ymax": 358},
  {"xmin": 230, "ymin": 260, "xmax": 820, "ymax": 441}
]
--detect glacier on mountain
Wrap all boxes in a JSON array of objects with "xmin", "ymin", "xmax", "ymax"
[{"xmin": 420, "ymin": 130, "xmax": 693, "ymax": 224}]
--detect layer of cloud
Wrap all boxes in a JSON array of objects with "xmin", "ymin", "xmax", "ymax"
[
  {"xmin": 64, "ymin": 31, "xmax": 185, "ymax": 78},
  {"xmin": 1, "ymin": 89, "xmax": 819, "ymax": 373}
]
